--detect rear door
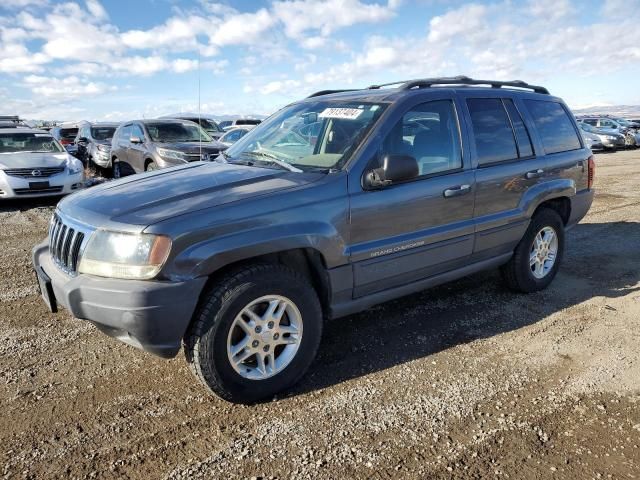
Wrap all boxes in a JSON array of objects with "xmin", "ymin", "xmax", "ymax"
[
  {"xmin": 460, "ymin": 94, "xmax": 546, "ymax": 260},
  {"xmin": 349, "ymin": 96, "xmax": 476, "ymax": 298},
  {"xmin": 523, "ymin": 99, "xmax": 589, "ymax": 198},
  {"xmin": 114, "ymin": 124, "xmax": 132, "ymax": 164}
]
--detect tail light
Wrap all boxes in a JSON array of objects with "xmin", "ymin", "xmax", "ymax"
[
  {"xmin": 587, "ymin": 155, "xmax": 595, "ymax": 189},
  {"xmin": 60, "ymin": 139, "xmax": 72, "ymax": 145}
]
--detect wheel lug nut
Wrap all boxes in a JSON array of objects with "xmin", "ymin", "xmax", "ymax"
[
  {"xmin": 273, "ymin": 333, "xmax": 280, "ymax": 340},
  {"xmin": 263, "ymin": 345, "xmax": 270, "ymax": 352},
  {"xmin": 268, "ymin": 321, "xmax": 274, "ymax": 329},
  {"xmin": 252, "ymin": 340, "xmax": 259, "ymax": 348},
  {"xmin": 255, "ymin": 326, "xmax": 262, "ymax": 333}
]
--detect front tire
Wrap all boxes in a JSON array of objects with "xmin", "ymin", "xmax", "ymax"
[
  {"xmin": 112, "ymin": 159, "xmax": 122, "ymax": 179},
  {"xmin": 184, "ymin": 264, "xmax": 323, "ymax": 403},
  {"xmin": 501, "ymin": 208, "xmax": 565, "ymax": 293}
]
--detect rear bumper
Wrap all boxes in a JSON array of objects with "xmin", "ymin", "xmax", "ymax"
[
  {"xmin": 32, "ymin": 241, "xmax": 207, "ymax": 358},
  {"xmin": 568, "ymin": 189, "xmax": 594, "ymax": 228}
]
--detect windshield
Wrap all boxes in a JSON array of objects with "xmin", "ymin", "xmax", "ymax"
[
  {"xmin": 579, "ymin": 123, "xmax": 596, "ymax": 133},
  {"xmin": 196, "ymin": 118, "xmax": 221, "ymax": 132},
  {"xmin": 0, "ymin": 132, "xmax": 64, "ymax": 153},
  {"xmin": 59, "ymin": 128, "xmax": 78, "ymax": 139},
  {"xmin": 91, "ymin": 127, "xmax": 116, "ymax": 141},
  {"xmin": 225, "ymin": 101, "xmax": 387, "ymax": 171},
  {"xmin": 146, "ymin": 122, "xmax": 213, "ymax": 143}
]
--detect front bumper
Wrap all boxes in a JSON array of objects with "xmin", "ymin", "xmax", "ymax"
[
  {"xmin": 32, "ymin": 241, "xmax": 207, "ymax": 358},
  {"xmin": 0, "ymin": 170, "xmax": 84, "ymax": 199},
  {"xmin": 601, "ymin": 137, "xmax": 625, "ymax": 149}
]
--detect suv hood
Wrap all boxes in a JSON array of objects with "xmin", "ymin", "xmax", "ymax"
[
  {"xmin": 59, "ymin": 161, "xmax": 323, "ymax": 228},
  {"xmin": 0, "ymin": 152, "xmax": 69, "ymax": 169},
  {"xmin": 157, "ymin": 141, "xmax": 227, "ymax": 153}
]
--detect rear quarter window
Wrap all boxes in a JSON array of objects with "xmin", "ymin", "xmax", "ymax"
[{"xmin": 524, "ymin": 100, "xmax": 581, "ymax": 154}]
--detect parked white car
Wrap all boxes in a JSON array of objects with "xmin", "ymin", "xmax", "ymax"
[{"xmin": 0, "ymin": 128, "xmax": 84, "ymax": 199}]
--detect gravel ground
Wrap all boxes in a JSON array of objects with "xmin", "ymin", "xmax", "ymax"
[{"xmin": 1, "ymin": 150, "xmax": 639, "ymax": 479}]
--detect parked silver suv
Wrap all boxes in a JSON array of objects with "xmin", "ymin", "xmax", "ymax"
[{"xmin": 110, "ymin": 119, "xmax": 227, "ymax": 178}]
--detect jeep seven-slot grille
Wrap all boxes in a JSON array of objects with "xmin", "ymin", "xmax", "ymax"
[{"xmin": 49, "ymin": 215, "xmax": 85, "ymax": 274}]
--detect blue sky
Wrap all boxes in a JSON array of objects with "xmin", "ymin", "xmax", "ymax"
[{"xmin": 1, "ymin": 0, "xmax": 639, "ymax": 121}]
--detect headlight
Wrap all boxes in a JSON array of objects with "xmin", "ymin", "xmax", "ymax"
[
  {"xmin": 96, "ymin": 144, "xmax": 110, "ymax": 153},
  {"xmin": 78, "ymin": 230, "xmax": 172, "ymax": 280},
  {"xmin": 67, "ymin": 158, "xmax": 84, "ymax": 175},
  {"xmin": 157, "ymin": 148, "xmax": 187, "ymax": 162},
  {"xmin": 604, "ymin": 135, "xmax": 616, "ymax": 140}
]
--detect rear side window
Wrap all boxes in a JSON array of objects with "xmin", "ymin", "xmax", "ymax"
[
  {"xmin": 524, "ymin": 100, "xmax": 581, "ymax": 154},
  {"xmin": 467, "ymin": 98, "xmax": 518, "ymax": 165},
  {"xmin": 503, "ymin": 99, "xmax": 534, "ymax": 158}
]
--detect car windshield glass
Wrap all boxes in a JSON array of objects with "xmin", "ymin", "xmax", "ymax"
[
  {"xmin": 579, "ymin": 123, "xmax": 595, "ymax": 133},
  {"xmin": 197, "ymin": 118, "xmax": 220, "ymax": 132},
  {"xmin": 225, "ymin": 101, "xmax": 387, "ymax": 171},
  {"xmin": 91, "ymin": 127, "xmax": 116, "ymax": 140},
  {"xmin": 0, "ymin": 133, "xmax": 64, "ymax": 153},
  {"xmin": 59, "ymin": 128, "xmax": 78, "ymax": 139},
  {"xmin": 146, "ymin": 122, "xmax": 213, "ymax": 142}
]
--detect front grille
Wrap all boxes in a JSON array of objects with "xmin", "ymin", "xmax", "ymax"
[
  {"xmin": 3, "ymin": 167, "xmax": 65, "ymax": 178},
  {"xmin": 184, "ymin": 151, "xmax": 218, "ymax": 162},
  {"xmin": 14, "ymin": 186, "xmax": 63, "ymax": 195},
  {"xmin": 49, "ymin": 214, "xmax": 86, "ymax": 274}
]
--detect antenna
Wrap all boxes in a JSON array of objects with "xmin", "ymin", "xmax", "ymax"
[{"xmin": 198, "ymin": 46, "xmax": 202, "ymax": 159}]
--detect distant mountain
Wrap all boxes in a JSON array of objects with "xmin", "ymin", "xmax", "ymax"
[
  {"xmin": 571, "ymin": 105, "xmax": 640, "ymax": 118},
  {"xmin": 162, "ymin": 112, "xmax": 268, "ymax": 122}
]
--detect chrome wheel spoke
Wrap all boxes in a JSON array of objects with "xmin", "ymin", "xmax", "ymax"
[
  {"xmin": 529, "ymin": 250, "xmax": 538, "ymax": 266},
  {"xmin": 227, "ymin": 295, "xmax": 304, "ymax": 381},
  {"xmin": 530, "ymin": 226, "xmax": 559, "ymax": 279}
]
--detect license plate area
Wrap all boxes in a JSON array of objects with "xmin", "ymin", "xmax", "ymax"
[
  {"xmin": 35, "ymin": 267, "xmax": 57, "ymax": 313},
  {"xmin": 29, "ymin": 181, "xmax": 51, "ymax": 190}
]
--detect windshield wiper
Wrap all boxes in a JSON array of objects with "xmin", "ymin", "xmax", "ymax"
[{"xmin": 241, "ymin": 151, "xmax": 302, "ymax": 173}]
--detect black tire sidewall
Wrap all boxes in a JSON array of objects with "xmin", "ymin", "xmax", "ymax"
[
  {"xmin": 112, "ymin": 161, "xmax": 121, "ymax": 178},
  {"xmin": 197, "ymin": 268, "xmax": 322, "ymax": 402},
  {"xmin": 516, "ymin": 209, "xmax": 565, "ymax": 291}
]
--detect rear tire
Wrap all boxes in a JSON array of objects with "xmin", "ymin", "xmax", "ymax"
[
  {"xmin": 501, "ymin": 208, "xmax": 565, "ymax": 293},
  {"xmin": 112, "ymin": 159, "xmax": 122, "ymax": 179},
  {"xmin": 184, "ymin": 264, "xmax": 323, "ymax": 404}
]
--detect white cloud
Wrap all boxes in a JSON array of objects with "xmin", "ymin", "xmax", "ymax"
[
  {"xmin": 0, "ymin": 0, "xmax": 48, "ymax": 7},
  {"xmin": 272, "ymin": 0, "xmax": 398, "ymax": 40},
  {"xmin": 85, "ymin": 0, "xmax": 108, "ymax": 21},
  {"xmin": 208, "ymin": 9, "xmax": 275, "ymax": 47},
  {"xmin": 23, "ymin": 74, "xmax": 116, "ymax": 101}
]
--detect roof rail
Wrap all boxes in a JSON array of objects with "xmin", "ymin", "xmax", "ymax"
[
  {"xmin": 307, "ymin": 89, "xmax": 358, "ymax": 98},
  {"xmin": 397, "ymin": 75, "xmax": 549, "ymax": 94}
]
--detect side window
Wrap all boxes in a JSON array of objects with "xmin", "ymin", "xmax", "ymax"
[
  {"xmin": 120, "ymin": 125, "xmax": 132, "ymax": 142},
  {"xmin": 524, "ymin": 100, "xmax": 581, "ymax": 154},
  {"xmin": 503, "ymin": 99, "xmax": 534, "ymax": 158},
  {"xmin": 130, "ymin": 124, "xmax": 144, "ymax": 139},
  {"xmin": 382, "ymin": 99, "xmax": 462, "ymax": 176},
  {"xmin": 467, "ymin": 98, "xmax": 518, "ymax": 165},
  {"xmin": 584, "ymin": 119, "xmax": 597, "ymax": 126}
]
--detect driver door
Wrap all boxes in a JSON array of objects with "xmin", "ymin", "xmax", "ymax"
[{"xmin": 348, "ymin": 98, "xmax": 475, "ymax": 298}]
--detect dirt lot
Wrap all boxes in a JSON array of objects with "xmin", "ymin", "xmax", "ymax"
[{"xmin": 1, "ymin": 150, "xmax": 639, "ymax": 479}]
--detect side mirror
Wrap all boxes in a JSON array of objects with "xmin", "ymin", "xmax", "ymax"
[
  {"xmin": 130, "ymin": 136, "xmax": 143, "ymax": 144},
  {"xmin": 365, "ymin": 154, "xmax": 419, "ymax": 188}
]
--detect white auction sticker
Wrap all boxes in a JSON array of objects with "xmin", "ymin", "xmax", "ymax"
[{"xmin": 318, "ymin": 108, "xmax": 364, "ymax": 120}]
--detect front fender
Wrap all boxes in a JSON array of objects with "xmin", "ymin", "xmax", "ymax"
[
  {"xmin": 521, "ymin": 178, "xmax": 575, "ymax": 218},
  {"xmin": 172, "ymin": 221, "xmax": 348, "ymax": 278}
]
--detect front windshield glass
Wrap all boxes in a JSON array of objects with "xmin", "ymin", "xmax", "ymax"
[
  {"xmin": 225, "ymin": 101, "xmax": 387, "ymax": 170},
  {"xmin": 0, "ymin": 132, "xmax": 64, "ymax": 153},
  {"xmin": 197, "ymin": 118, "xmax": 220, "ymax": 132},
  {"xmin": 579, "ymin": 123, "xmax": 596, "ymax": 133},
  {"xmin": 146, "ymin": 122, "xmax": 213, "ymax": 143},
  {"xmin": 91, "ymin": 127, "xmax": 116, "ymax": 140}
]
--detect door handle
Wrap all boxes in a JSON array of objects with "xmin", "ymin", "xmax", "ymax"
[
  {"xmin": 525, "ymin": 169, "xmax": 544, "ymax": 179},
  {"xmin": 443, "ymin": 184, "xmax": 471, "ymax": 198}
]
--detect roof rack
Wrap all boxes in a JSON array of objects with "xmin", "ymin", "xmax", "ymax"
[
  {"xmin": 307, "ymin": 89, "xmax": 358, "ymax": 98},
  {"xmin": 395, "ymin": 76, "xmax": 549, "ymax": 94}
]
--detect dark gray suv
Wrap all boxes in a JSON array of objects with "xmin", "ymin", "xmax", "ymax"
[
  {"xmin": 33, "ymin": 76, "xmax": 595, "ymax": 403},
  {"xmin": 110, "ymin": 119, "xmax": 227, "ymax": 178}
]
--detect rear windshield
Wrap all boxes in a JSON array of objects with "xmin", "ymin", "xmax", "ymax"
[
  {"xmin": 184, "ymin": 118, "xmax": 220, "ymax": 132},
  {"xmin": 145, "ymin": 122, "xmax": 213, "ymax": 143},
  {"xmin": 59, "ymin": 128, "xmax": 78, "ymax": 139},
  {"xmin": 91, "ymin": 127, "xmax": 116, "ymax": 141},
  {"xmin": 0, "ymin": 132, "xmax": 64, "ymax": 153}
]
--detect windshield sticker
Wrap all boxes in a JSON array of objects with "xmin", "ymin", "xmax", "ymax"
[{"xmin": 319, "ymin": 108, "xmax": 364, "ymax": 120}]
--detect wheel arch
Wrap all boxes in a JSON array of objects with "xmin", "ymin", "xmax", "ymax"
[{"xmin": 532, "ymin": 196, "xmax": 571, "ymax": 225}]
